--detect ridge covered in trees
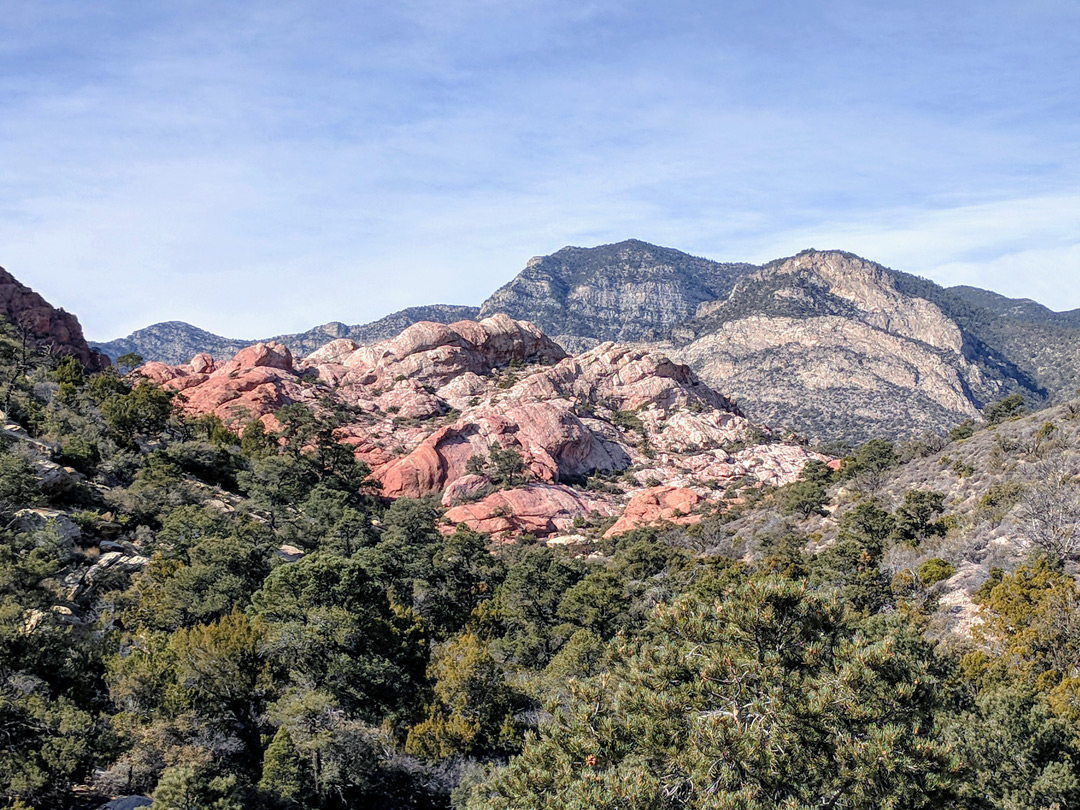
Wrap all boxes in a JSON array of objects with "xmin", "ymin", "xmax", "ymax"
[{"xmin": 3, "ymin": 313, "xmax": 1080, "ymax": 810}]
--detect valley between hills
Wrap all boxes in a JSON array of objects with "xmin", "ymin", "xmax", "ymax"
[{"xmin": 2, "ymin": 245, "xmax": 1080, "ymax": 809}]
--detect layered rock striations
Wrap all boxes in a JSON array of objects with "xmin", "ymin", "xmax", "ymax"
[
  {"xmin": 672, "ymin": 251, "xmax": 1007, "ymax": 442},
  {"xmin": 141, "ymin": 316, "xmax": 825, "ymax": 540}
]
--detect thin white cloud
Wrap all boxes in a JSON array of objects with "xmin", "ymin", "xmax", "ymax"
[{"xmin": 0, "ymin": 0, "xmax": 1076, "ymax": 338}]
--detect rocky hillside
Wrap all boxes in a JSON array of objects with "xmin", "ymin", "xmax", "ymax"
[
  {"xmin": 478, "ymin": 239, "xmax": 754, "ymax": 351},
  {"xmin": 91, "ymin": 304, "xmax": 479, "ymax": 365},
  {"xmin": 93, "ymin": 240, "xmax": 1080, "ymax": 444},
  {"xmin": 0, "ymin": 266, "xmax": 109, "ymax": 370},
  {"xmin": 917, "ymin": 281, "xmax": 1080, "ymax": 401},
  {"xmin": 714, "ymin": 392, "xmax": 1080, "ymax": 644},
  {"xmin": 139, "ymin": 316, "xmax": 825, "ymax": 541},
  {"xmin": 483, "ymin": 243, "xmax": 1080, "ymax": 443},
  {"xmin": 669, "ymin": 250, "xmax": 1045, "ymax": 443},
  {"xmin": 7, "ymin": 266, "xmax": 1080, "ymax": 810}
]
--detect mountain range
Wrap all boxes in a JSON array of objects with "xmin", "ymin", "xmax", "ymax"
[
  {"xmin": 90, "ymin": 240, "xmax": 1080, "ymax": 444},
  {"xmin": 92, "ymin": 304, "xmax": 480, "ymax": 367},
  {"xmin": 5, "ymin": 237, "xmax": 1080, "ymax": 810}
]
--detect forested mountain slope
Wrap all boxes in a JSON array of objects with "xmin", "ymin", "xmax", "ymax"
[
  {"xmin": 3, "ymin": 267, "xmax": 1080, "ymax": 810},
  {"xmin": 949, "ymin": 284, "xmax": 1080, "ymax": 328}
]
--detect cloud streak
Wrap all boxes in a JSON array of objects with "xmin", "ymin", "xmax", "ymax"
[{"xmin": 0, "ymin": 0, "xmax": 1076, "ymax": 338}]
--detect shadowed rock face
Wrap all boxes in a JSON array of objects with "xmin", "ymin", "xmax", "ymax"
[
  {"xmin": 141, "ymin": 315, "xmax": 825, "ymax": 540},
  {"xmin": 0, "ymin": 267, "xmax": 109, "ymax": 370}
]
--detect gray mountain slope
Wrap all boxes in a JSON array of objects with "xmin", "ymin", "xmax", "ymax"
[
  {"xmin": 91, "ymin": 304, "xmax": 479, "ymax": 366},
  {"xmin": 92, "ymin": 240, "xmax": 1080, "ymax": 445},
  {"xmin": 478, "ymin": 239, "xmax": 755, "ymax": 351}
]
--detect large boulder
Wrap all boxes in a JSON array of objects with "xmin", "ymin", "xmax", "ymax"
[
  {"xmin": 300, "ymin": 315, "xmax": 565, "ymax": 393},
  {"xmin": 523, "ymin": 343, "xmax": 737, "ymax": 413},
  {"xmin": 604, "ymin": 486, "xmax": 706, "ymax": 538},
  {"xmin": 211, "ymin": 341, "xmax": 293, "ymax": 377},
  {"xmin": 443, "ymin": 484, "xmax": 619, "ymax": 540},
  {"xmin": 14, "ymin": 508, "xmax": 82, "ymax": 549}
]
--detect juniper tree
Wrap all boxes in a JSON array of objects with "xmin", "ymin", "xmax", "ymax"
[{"xmin": 469, "ymin": 575, "xmax": 959, "ymax": 810}]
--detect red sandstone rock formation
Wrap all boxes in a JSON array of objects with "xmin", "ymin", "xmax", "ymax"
[
  {"xmin": 138, "ymin": 315, "xmax": 829, "ymax": 539},
  {"xmin": 138, "ymin": 341, "xmax": 308, "ymax": 428},
  {"xmin": 442, "ymin": 484, "xmax": 619, "ymax": 540},
  {"xmin": 603, "ymin": 486, "xmax": 707, "ymax": 538},
  {"xmin": 0, "ymin": 267, "xmax": 109, "ymax": 370}
]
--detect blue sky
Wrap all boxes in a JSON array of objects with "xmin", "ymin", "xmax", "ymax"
[{"xmin": 0, "ymin": 0, "xmax": 1077, "ymax": 339}]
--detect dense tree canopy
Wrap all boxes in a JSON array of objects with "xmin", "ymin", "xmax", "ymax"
[
  {"xmin": 470, "ymin": 575, "xmax": 959, "ymax": 810},
  {"xmin": 2, "ymin": 316, "xmax": 1080, "ymax": 810}
]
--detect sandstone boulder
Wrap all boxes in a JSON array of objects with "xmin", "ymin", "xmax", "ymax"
[
  {"xmin": 303, "ymin": 338, "xmax": 360, "ymax": 366},
  {"xmin": 512, "ymin": 342, "xmax": 736, "ymax": 414},
  {"xmin": 604, "ymin": 486, "xmax": 706, "ymax": 537},
  {"xmin": 441, "ymin": 474, "xmax": 493, "ymax": 506},
  {"xmin": 189, "ymin": 353, "xmax": 216, "ymax": 374},
  {"xmin": 171, "ymin": 367, "xmax": 305, "ymax": 425},
  {"xmin": 443, "ymin": 484, "xmax": 618, "ymax": 540},
  {"xmin": 212, "ymin": 342, "xmax": 293, "ymax": 377}
]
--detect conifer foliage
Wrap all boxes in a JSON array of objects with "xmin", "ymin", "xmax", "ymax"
[
  {"xmin": 5, "ymin": 309, "xmax": 1080, "ymax": 810},
  {"xmin": 470, "ymin": 575, "xmax": 958, "ymax": 810}
]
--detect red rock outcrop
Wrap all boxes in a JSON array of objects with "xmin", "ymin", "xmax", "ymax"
[
  {"xmin": 213, "ymin": 342, "xmax": 294, "ymax": 376},
  {"xmin": 442, "ymin": 484, "xmax": 619, "ymax": 540},
  {"xmin": 604, "ymin": 486, "xmax": 706, "ymax": 537},
  {"xmin": 303, "ymin": 314, "xmax": 566, "ymax": 394},
  {"xmin": 138, "ymin": 316, "xmax": 830, "ymax": 539},
  {"xmin": 375, "ymin": 401, "xmax": 630, "ymax": 499},
  {"xmin": 0, "ymin": 267, "xmax": 109, "ymax": 370},
  {"xmin": 515, "ymin": 342, "xmax": 737, "ymax": 414},
  {"xmin": 138, "ymin": 342, "xmax": 309, "ymax": 427}
]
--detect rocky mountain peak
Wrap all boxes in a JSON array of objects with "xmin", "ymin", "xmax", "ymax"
[
  {"xmin": 479, "ymin": 239, "xmax": 754, "ymax": 349},
  {"xmin": 759, "ymin": 250, "xmax": 964, "ymax": 354}
]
